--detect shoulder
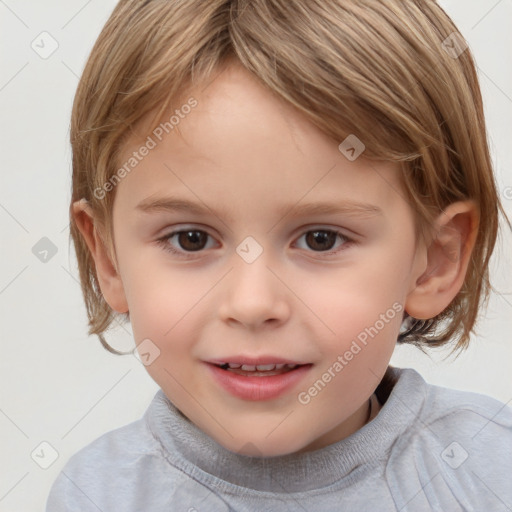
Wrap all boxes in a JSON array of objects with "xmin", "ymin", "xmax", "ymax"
[
  {"xmin": 416, "ymin": 369, "xmax": 512, "ymax": 448},
  {"xmin": 386, "ymin": 368, "xmax": 512, "ymax": 510},
  {"xmin": 388, "ymin": 367, "xmax": 512, "ymax": 436},
  {"xmin": 45, "ymin": 393, "xmax": 175, "ymax": 511},
  {"xmin": 46, "ymin": 390, "xmax": 232, "ymax": 511},
  {"xmin": 69, "ymin": 403, "xmax": 163, "ymax": 467}
]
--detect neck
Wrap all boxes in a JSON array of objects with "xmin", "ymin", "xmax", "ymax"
[{"xmin": 295, "ymin": 394, "xmax": 379, "ymax": 454}]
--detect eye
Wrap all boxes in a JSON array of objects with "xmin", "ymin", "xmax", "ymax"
[
  {"xmin": 156, "ymin": 228, "xmax": 216, "ymax": 258},
  {"xmin": 156, "ymin": 227, "xmax": 354, "ymax": 259},
  {"xmin": 294, "ymin": 229, "xmax": 352, "ymax": 254}
]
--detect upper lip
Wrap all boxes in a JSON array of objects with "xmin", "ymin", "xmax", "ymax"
[{"xmin": 207, "ymin": 356, "xmax": 310, "ymax": 366}]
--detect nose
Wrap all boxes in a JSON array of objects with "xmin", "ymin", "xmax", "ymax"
[{"xmin": 218, "ymin": 252, "xmax": 291, "ymax": 330}]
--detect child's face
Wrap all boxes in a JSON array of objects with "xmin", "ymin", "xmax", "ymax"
[{"xmin": 107, "ymin": 63, "xmax": 427, "ymax": 456}]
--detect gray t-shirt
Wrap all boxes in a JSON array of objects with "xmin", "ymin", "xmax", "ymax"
[{"xmin": 45, "ymin": 367, "xmax": 512, "ymax": 511}]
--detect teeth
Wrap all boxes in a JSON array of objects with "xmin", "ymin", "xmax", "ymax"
[
  {"xmin": 223, "ymin": 363, "xmax": 299, "ymax": 371},
  {"xmin": 256, "ymin": 364, "xmax": 276, "ymax": 371}
]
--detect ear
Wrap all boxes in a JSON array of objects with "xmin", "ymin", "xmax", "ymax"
[
  {"xmin": 405, "ymin": 200, "xmax": 479, "ymax": 320},
  {"xmin": 72, "ymin": 199, "xmax": 129, "ymax": 313}
]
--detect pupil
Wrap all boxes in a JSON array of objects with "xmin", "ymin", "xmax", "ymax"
[
  {"xmin": 176, "ymin": 230, "xmax": 337, "ymax": 252},
  {"xmin": 307, "ymin": 231, "xmax": 336, "ymax": 251},
  {"xmin": 179, "ymin": 231, "xmax": 206, "ymax": 251}
]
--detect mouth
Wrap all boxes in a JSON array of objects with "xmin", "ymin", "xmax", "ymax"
[
  {"xmin": 205, "ymin": 360, "xmax": 313, "ymax": 401},
  {"xmin": 213, "ymin": 362, "xmax": 306, "ymax": 377}
]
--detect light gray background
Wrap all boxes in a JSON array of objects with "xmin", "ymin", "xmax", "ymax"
[{"xmin": 1, "ymin": 1, "xmax": 511, "ymax": 510}]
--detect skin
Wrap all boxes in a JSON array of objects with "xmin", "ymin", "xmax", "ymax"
[{"xmin": 74, "ymin": 62, "xmax": 479, "ymax": 457}]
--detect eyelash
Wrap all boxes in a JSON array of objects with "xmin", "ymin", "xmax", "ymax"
[{"xmin": 155, "ymin": 227, "xmax": 355, "ymax": 260}]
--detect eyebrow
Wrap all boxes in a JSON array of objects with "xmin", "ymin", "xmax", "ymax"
[{"xmin": 136, "ymin": 196, "xmax": 383, "ymax": 221}]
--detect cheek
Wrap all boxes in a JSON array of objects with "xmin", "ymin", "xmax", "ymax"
[
  {"xmin": 125, "ymin": 268, "xmax": 206, "ymax": 394},
  {"xmin": 124, "ymin": 261, "xmax": 215, "ymax": 362},
  {"xmin": 304, "ymin": 261, "xmax": 406, "ymax": 336},
  {"xmin": 120, "ymin": 255, "xmax": 184, "ymax": 341},
  {"xmin": 295, "ymin": 249, "xmax": 409, "ymax": 373}
]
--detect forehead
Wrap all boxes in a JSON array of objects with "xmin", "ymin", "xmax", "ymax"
[{"xmin": 114, "ymin": 63, "xmax": 406, "ymax": 222}]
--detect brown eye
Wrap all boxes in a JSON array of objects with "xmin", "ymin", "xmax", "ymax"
[
  {"xmin": 176, "ymin": 230, "xmax": 208, "ymax": 251},
  {"xmin": 157, "ymin": 229, "xmax": 216, "ymax": 257},
  {"xmin": 304, "ymin": 230, "xmax": 338, "ymax": 251},
  {"xmin": 294, "ymin": 228, "xmax": 354, "ymax": 256}
]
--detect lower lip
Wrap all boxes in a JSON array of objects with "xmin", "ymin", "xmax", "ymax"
[{"xmin": 205, "ymin": 363, "xmax": 312, "ymax": 401}]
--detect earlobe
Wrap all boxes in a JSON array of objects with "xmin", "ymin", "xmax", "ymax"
[
  {"xmin": 405, "ymin": 201, "xmax": 479, "ymax": 320},
  {"xmin": 72, "ymin": 199, "xmax": 129, "ymax": 313}
]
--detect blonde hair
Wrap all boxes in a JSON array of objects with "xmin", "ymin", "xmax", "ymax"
[{"xmin": 69, "ymin": 0, "xmax": 509, "ymax": 355}]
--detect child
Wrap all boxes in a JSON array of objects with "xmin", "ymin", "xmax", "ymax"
[{"xmin": 47, "ymin": 0, "xmax": 512, "ymax": 510}]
